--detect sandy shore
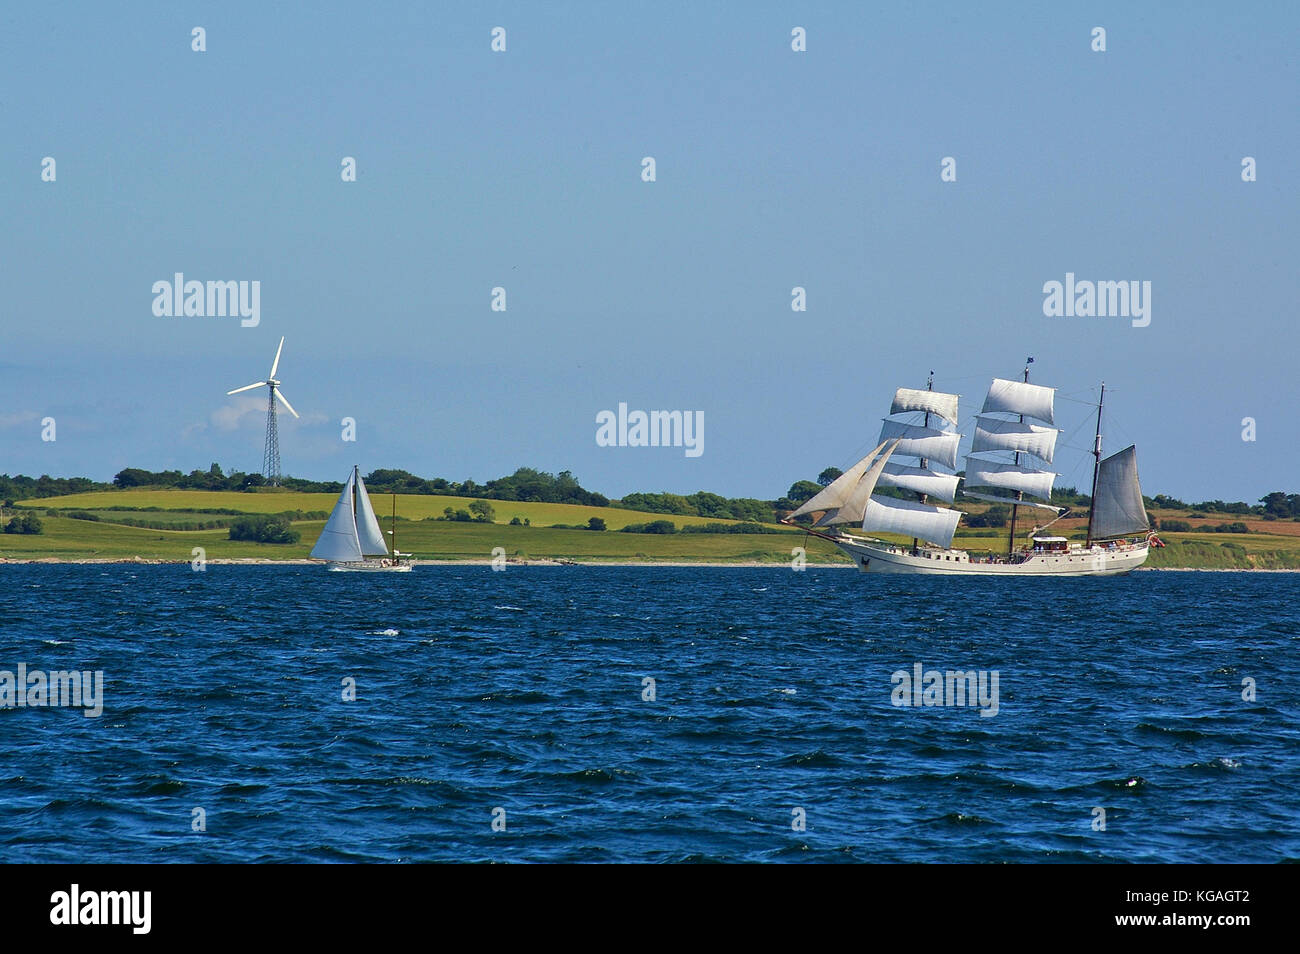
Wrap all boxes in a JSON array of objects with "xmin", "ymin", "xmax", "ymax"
[
  {"xmin": 0, "ymin": 557, "xmax": 850, "ymax": 568},
  {"xmin": 1, "ymin": 557, "xmax": 1296, "ymax": 571}
]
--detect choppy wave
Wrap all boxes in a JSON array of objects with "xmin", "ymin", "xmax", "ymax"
[{"xmin": 0, "ymin": 565, "xmax": 1296, "ymax": 863}]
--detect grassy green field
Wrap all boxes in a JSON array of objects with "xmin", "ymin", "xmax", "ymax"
[
  {"xmin": 2, "ymin": 489, "xmax": 839, "ymax": 563},
  {"xmin": 17, "ymin": 490, "xmax": 757, "ymax": 531},
  {"xmin": 4, "ymin": 489, "xmax": 1300, "ymax": 567},
  {"xmin": 0, "ymin": 513, "xmax": 846, "ymax": 563}
]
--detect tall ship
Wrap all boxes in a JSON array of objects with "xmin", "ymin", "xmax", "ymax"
[
  {"xmin": 782, "ymin": 361, "xmax": 1154, "ymax": 575},
  {"xmin": 310, "ymin": 466, "xmax": 413, "ymax": 572}
]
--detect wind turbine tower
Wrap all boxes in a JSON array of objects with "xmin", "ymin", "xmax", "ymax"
[{"xmin": 226, "ymin": 336, "xmax": 300, "ymax": 485}]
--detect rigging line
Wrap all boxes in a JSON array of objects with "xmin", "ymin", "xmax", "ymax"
[
  {"xmin": 1057, "ymin": 452, "xmax": 1093, "ymax": 491},
  {"xmin": 1107, "ymin": 413, "xmax": 1138, "ymax": 452},
  {"xmin": 1056, "ymin": 430, "xmax": 1094, "ymax": 453},
  {"xmin": 931, "ymin": 373, "xmax": 998, "ymax": 383}
]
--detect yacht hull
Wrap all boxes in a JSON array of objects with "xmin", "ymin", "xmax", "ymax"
[{"xmin": 326, "ymin": 561, "xmax": 413, "ymax": 573}]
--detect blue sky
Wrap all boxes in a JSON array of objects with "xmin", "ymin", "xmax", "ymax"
[{"xmin": 3, "ymin": 1, "xmax": 1296, "ymax": 501}]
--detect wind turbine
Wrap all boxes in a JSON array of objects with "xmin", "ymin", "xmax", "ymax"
[{"xmin": 226, "ymin": 336, "xmax": 299, "ymax": 485}]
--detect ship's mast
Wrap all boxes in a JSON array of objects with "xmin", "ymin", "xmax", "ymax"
[
  {"xmin": 392, "ymin": 492, "xmax": 398, "ymax": 558},
  {"xmin": 1005, "ymin": 359, "xmax": 1031, "ymax": 557},
  {"xmin": 912, "ymin": 370, "xmax": 934, "ymax": 555},
  {"xmin": 1085, "ymin": 383, "xmax": 1105, "ymax": 548}
]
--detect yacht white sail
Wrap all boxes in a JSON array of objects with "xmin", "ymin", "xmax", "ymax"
[
  {"xmin": 782, "ymin": 363, "xmax": 1154, "ymax": 575},
  {"xmin": 310, "ymin": 466, "xmax": 413, "ymax": 572}
]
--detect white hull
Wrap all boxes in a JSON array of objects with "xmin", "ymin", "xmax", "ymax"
[
  {"xmin": 833, "ymin": 534, "xmax": 1149, "ymax": 576},
  {"xmin": 326, "ymin": 560, "xmax": 412, "ymax": 573}
]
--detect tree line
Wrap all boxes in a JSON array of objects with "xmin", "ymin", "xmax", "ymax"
[{"xmin": 2, "ymin": 463, "xmax": 1297, "ymax": 525}]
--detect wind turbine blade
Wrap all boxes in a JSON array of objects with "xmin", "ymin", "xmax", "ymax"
[
  {"xmin": 269, "ymin": 336, "xmax": 285, "ymax": 379},
  {"xmin": 275, "ymin": 388, "xmax": 300, "ymax": 418},
  {"xmin": 227, "ymin": 381, "xmax": 267, "ymax": 395}
]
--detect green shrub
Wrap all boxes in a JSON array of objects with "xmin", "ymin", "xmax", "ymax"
[
  {"xmin": 3, "ymin": 512, "xmax": 43, "ymax": 534},
  {"xmin": 679, "ymin": 521, "xmax": 781, "ymax": 535},
  {"xmin": 619, "ymin": 520, "xmax": 677, "ymax": 534},
  {"xmin": 228, "ymin": 514, "xmax": 300, "ymax": 544},
  {"xmin": 965, "ymin": 504, "xmax": 1009, "ymax": 528}
]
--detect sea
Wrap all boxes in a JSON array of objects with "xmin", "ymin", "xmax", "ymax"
[{"xmin": 1, "ymin": 565, "xmax": 1296, "ymax": 863}]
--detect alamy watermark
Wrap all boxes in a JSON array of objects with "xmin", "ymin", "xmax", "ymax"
[
  {"xmin": 152, "ymin": 273, "xmax": 260, "ymax": 327},
  {"xmin": 595, "ymin": 403, "xmax": 703, "ymax": 458},
  {"xmin": 50, "ymin": 885, "xmax": 150, "ymax": 934},
  {"xmin": 1, "ymin": 664, "xmax": 104, "ymax": 718},
  {"xmin": 1042, "ymin": 272, "xmax": 1150, "ymax": 327},
  {"xmin": 891, "ymin": 662, "xmax": 999, "ymax": 717}
]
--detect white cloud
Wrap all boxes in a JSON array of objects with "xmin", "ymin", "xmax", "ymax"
[
  {"xmin": 212, "ymin": 395, "xmax": 268, "ymax": 431},
  {"xmin": 208, "ymin": 397, "xmax": 325, "ymax": 432},
  {"xmin": 0, "ymin": 411, "xmax": 40, "ymax": 430}
]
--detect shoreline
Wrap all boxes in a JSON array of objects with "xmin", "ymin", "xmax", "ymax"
[{"xmin": 0, "ymin": 557, "xmax": 1297, "ymax": 571}]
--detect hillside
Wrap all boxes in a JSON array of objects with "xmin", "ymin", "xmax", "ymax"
[
  {"xmin": 3, "ymin": 488, "xmax": 1300, "ymax": 568},
  {"xmin": 0, "ymin": 489, "xmax": 836, "ymax": 564}
]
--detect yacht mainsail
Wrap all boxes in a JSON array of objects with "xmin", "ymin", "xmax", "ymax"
[{"xmin": 312, "ymin": 471, "xmax": 364, "ymax": 562}]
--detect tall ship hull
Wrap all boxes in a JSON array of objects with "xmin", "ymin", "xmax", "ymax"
[
  {"xmin": 782, "ymin": 362, "xmax": 1156, "ymax": 577},
  {"xmin": 829, "ymin": 534, "xmax": 1148, "ymax": 576}
]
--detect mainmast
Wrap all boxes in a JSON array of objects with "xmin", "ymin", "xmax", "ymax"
[
  {"xmin": 859, "ymin": 381, "xmax": 963, "ymax": 550},
  {"xmin": 1005, "ymin": 358, "xmax": 1031, "ymax": 557},
  {"xmin": 963, "ymin": 369, "xmax": 1058, "ymax": 558},
  {"xmin": 1085, "ymin": 383, "xmax": 1105, "ymax": 547}
]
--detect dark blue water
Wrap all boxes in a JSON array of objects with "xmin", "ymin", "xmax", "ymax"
[{"xmin": 1, "ymin": 566, "xmax": 1295, "ymax": 863}]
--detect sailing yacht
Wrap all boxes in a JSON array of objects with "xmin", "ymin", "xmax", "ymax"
[
  {"xmin": 310, "ymin": 466, "xmax": 413, "ymax": 572},
  {"xmin": 782, "ymin": 363, "xmax": 1153, "ymax": 575}
]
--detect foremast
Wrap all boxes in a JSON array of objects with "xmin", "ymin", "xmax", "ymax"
[
  {"xmin": 912, "ymin": 370, "xmax": 935, "ymax": 555},
  {"xmin": 781, "ymin": 375, "xmax": 963, "ymax": 552}
]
